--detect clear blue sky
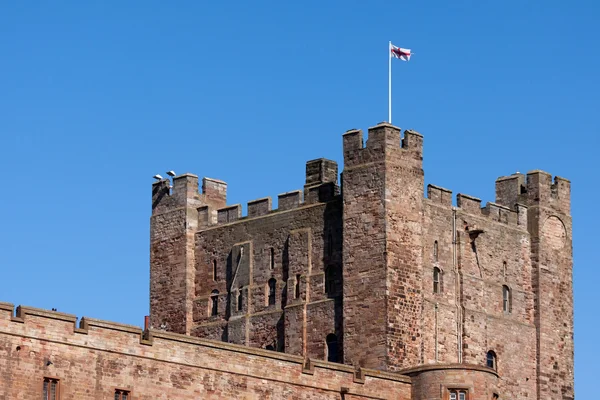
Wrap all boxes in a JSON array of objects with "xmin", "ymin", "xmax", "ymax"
[{"xmin": 1, "ymin": 1, "xmax": 596, "ymax": 395}]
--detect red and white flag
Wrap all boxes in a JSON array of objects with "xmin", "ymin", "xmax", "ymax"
[{"xmin": 390, "ymin": 44, "xmax": 411, "ymax": 61}]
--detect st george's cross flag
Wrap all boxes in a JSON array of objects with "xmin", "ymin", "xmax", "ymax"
[{"xmin": 390, "ymin": 44, "xmax": 411, "ymax": 61}]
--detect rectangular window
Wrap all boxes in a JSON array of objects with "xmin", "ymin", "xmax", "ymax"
[
  {"xmin": 43, "ymin": 378, "xmax": 59, "ymax": 400},
  {"xmin": 448, "ymin": 389, "xmax": 468, "ymax": 400},
  {"xmin": 115, "ymin": 389, "xmax": 131, "ymax": 400}
]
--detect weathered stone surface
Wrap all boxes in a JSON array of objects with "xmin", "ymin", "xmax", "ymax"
[{"xmin": 0, "ymin": 122, "xmax": 574, "ymax": 400}]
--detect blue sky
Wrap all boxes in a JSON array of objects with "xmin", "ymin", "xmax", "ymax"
[{"xmin": 1, "ymin": 1, "xmax": 596, "ymax": 395}]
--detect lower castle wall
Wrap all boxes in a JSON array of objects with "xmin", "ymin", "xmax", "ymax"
[
  {"xmin": 405, "ymin": 365, "xmax": 498, "ymax": 400},
  {"xmin": 0, "ymin": 304, "xmax": 411, "ymax": 400}
]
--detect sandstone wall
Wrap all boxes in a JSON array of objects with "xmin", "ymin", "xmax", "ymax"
[{"xmin": 0, "ymin": 303, "xmax": 411, "ymax": 400}]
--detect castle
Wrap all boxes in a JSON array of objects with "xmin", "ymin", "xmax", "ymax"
[{"xmin": 0, "ymin": 122, "xmax": 574, "ymax": 399}]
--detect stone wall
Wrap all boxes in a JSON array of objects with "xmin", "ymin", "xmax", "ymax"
[{"xmin": 0, "ymin": 303, "xmax": 412, "ymax": 400}]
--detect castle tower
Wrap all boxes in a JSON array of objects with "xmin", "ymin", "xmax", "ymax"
[
  {"xmin": 496, "ymin": 171, "xmax": 574, "ymax": 399},
  {"xmin": 150, "ymin": 174, "xmax": 226, "ymax": 334},
  {"xmin": 341, "ymin": 123, "xmax": 424, "ymax": 370}
]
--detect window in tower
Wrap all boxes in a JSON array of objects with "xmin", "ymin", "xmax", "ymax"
[
  {"xmin": 448, "ymin": 389, "xmax": 468, "ymax": 400},
  {"xmin": 268, "ymin": 278, "xmax": 276, "ymax": 306},
  {"xmin": 210, "ymin": 289, "xmax": 219, "ymax": 316},
  {"xmin": 502, "ymin": 285, "xmax": 511, "ymax": 313},
  {"xmin": 114, "ymin": 389, "xmax": 131, "ymax": 400},
  {"xmin": 326, "ymin": 333, "xmax": 339, "ymax": 363},
  {"xmin": 433, "ymin": 267, "xmax": 441, "ymax": 294},
  {"xmin": 43, "ymin": 377, "xmax": 59, "ymax": 400},
  {"xmin": 212, "ymin": 260, "xmax": 217, "ymax": 281},
  {"xmin": 295, "ymin": 274, "xmax": 301, "ymax": 299},
  {"xmin": 434, "ymin": 240, "xmax": 438, "ymax": 261},
  {"xmin": 487, "ymin": 350, "xmax": 497, "ymax": 370}
]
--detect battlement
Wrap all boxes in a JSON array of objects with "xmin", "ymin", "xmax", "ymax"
[
  {"xmin": 152, "ymin": 174, "xmax": 227, "ymax": 215},
  {"xmin": 426, "ymin": 185, "xmax": 526, "ymax": 228},
  {"xmin": 495, "ymin": 170, "xmax": 570, "ymax": 214},
  {"xmin": 343, "ymin": 122, "xmax": 423, "ymax": 168},
  {"xmin": 0, "ymin": 302, "xmax": 412, "ymax": 399},
  {"xmin": 178, "ymin": 158, "xmax": 340, "ymax": 230}
]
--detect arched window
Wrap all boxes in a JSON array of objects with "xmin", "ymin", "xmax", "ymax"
[
  {"xmin": 210, "ymin": 289, "xmax": 219, "ymax": 316},
  {"xmin": 295, "ymin": 274, "xmax": 301, "ymax": 299},
  {"xmin": 434, "ymin": 240, "xmax": 438, "ymax": 261},
  {"xmin": 502, "ymin": 285, "xmax": 511, "ymax": 313},
  {"xmin": 325, "ymin": 266, "xmax": 335, "ymax": 295},
  {"xmin": 212, "ymin": 260, "xmax": 217, "ymax": 281},
  {"xmin": 433, "ymin": 267, "xmax": 441, "ymax": 294},
  {"xmin": 326, "ymin": 333, "xmax": 339, "ymax": 362},
  {"xmin": 486, "ymin": 350, "xmax": 497, "ymax": 370},
  {"xmin": 237, "ymin": 286, "xmax": 243, "ymax": 311},
  {"xmin": 269, "ymin": 247, "xmax": 275, "ymax": 270},
  {"xmin": 268, "ymin": 278, "xmax": 276, "ymax": 306}
]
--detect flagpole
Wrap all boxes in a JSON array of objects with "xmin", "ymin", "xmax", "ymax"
[{"xmin": 388, "ymin": 41, "xmax": 392, "ymax": 124}]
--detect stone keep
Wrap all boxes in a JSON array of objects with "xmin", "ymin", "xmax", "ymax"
[
  {"xmin": 0, "ymin": 121, "xmax": 572, "ymax": 400},
  {"xmin": 148, "ymin": 122, "xmax": 574, "ymax": 399}
]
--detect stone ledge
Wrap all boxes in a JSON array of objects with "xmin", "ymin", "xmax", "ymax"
[{"xmin": 399, "ymin": 363, "xmax": 498, "ymax": 378}]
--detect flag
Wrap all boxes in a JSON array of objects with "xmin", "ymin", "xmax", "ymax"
[{"xmin": 390, "ymin": 44, "xmax": 411, "ymax": 61}]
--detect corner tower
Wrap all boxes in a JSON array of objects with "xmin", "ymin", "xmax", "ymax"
[
  {"xmin": 150, "ymin": 174, "xmax": 226, "ymax": 334},
  {"xmin": 342, "ymin": 123, "xmax": 424, "ymax": 370},
  {"xmin": 496, "ymin": 171, "xmax": 574, "ymax": 399}
]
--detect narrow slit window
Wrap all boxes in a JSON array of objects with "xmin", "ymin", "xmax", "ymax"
[
  {"xmin": 43, "ymin": 377, "xmax": 59, "ymax": 400},
  {"xmin": 487, "ymin": 350, "xmax": 497, "ymax": 370},
  {"xmin": 210, "ymin": 289, "xmax": 219, "ymax": 316},
  {"xmin": 502, "ymin": 285, "xmax": 511, "ymax": 313},
  {"xmin": 434, "ymin": 240, "xmax": 438, "ymax": 261},
  {"xmin": 326, "ymin": 333, "xmax": 339, "ymax": 362},
  {"xmin": 237, "ymin": 286, "xmax": 243, "ymax": 311},
  {"xmin": 325, "ymin": 266, "xmax": 335, "ymax": 295},
  {"xmin": 268, "ymin": 278, "xmax": 276, "ymax": 306},
  {"xmin": 212, "ymin": 260, "xmax": 217, "ymax": 281},
  {"xmin": 503, "ymin": 261, "xmax": 507, "ymax": 279},
  {"xmin": 433, "ymin": 267, "xmax": 441, "ymax": 294},
  {"xmin": 295, "ymin": 274, "xmax": 301, "ymax": 299},
  {"xmin": 269, "ymin": 248, "xmax": 275, "ymax": 270}
]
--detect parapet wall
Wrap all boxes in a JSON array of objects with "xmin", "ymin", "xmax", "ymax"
[
  {"xmin": 153, "ymin": 159, "xmax": 341, "ymax": 231},
  {"xmin": 0, "ymin": 302, "xmax": 411, "ymax": 400}
]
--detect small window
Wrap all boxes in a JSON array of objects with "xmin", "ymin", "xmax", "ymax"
[
  {"xmin": 502, "ymin": 285, "xmax": 511, "ymax": 313},
  {"xmin": 269, "ymin": 248, "xmax": 275, "ymax": 270},
  {"xmin": 210, "ymin": 289, "xmax": 219, "ymax": 316},
  {"xmin": 43, "ymin": 377, "xmax": 59, "ymax": 400},
  {"xmin": 115, "ymin": 389, "xmax": 131, "ymax": 400},
  {"xmin": 268, "ymin": 278, "xmax": 276, "ymax": 306},
  {"xmin": 503, "ymin": 261, "xmax": 507, "ymax": 279},
  {"xmin": 448, "ymin": 389, "xmax": 467, "ymax": 400},
  {"xmin": 434, "ymin": 240, "xmax": 438, "ymax": 261},
  {"xmin": 212, "ymin": 260, "xmax": 217, "ymax": 281},
  {"xmin": 325, "ymin": 266, "xmax": 335, "ymax": 295},
  {"xmin": 433, "ymin": 267, "xmax": 441, "ymax": 294},
  {"xmin": 487, "ymin": 350, "xmax": 497, "ymax": 370},
  {"xmin": 328, "ymin": 232, "xmax": 333, "ymax": 257},
  {"xmin": 295, "ymin": 274, "xmax": 301, "ymax": 299},
  {"xmin": 326, "ymin": 333, "xmax": 339, "ymax": 362},
  {"xmin": 237, "ymin": 286, "xmax": 243, "ymax": 311}
]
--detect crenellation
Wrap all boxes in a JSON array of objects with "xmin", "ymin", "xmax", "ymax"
[
  {"xmin": 2, "ymin": 121, "xmax": 572, "ymax": 399},
  {"xmin": 217, "ymin": 204, "xmax": 242, "ymax": 223},
  {"xmin": 247, "ymin": 197, "xmax": 272, "ymax": 218},
  {"xmin": 427, "ymin": 184, "xmax": 453, "ymax": 206},
  {"xmin": 457, "ymin": 193, "xmax": 482, "ymax": 214},
  {"xmin": 278, "ymin": 190, "xmax": 303, "ymax": 211}
]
